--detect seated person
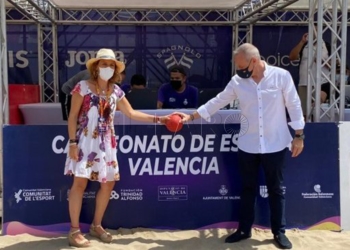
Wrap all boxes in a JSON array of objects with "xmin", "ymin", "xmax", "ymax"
[
  {"xmin": 157, "ymin": 65, "xmax": 198, "ymax": 109},
  {"xmin": 119, "ymin": 70, "xmax": 131, "ymax": 93},
  {"xmin": 336, "ymin": 65, "xmax": 350, "ymax": 85},
  {"xmin": 126, "ymin": 74, "xmax": 157, "ymax": 109},
  {"xmin": 321, "ymin": 64, "xmax": 350, "ymax": 102},
  {"xmin": 130, "ymin": 74, "xmax": 147, "ymax": 90}
]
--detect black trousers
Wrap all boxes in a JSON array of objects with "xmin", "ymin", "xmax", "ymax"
[
  {"xmin": 60, "ymin": 93, "xmax": 71, "ymax": 121},
  {"xmin": 237, "ymin": 148, "xmax": 287, "ymax": 235}
]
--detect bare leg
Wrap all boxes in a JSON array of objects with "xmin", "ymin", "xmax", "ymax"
[
  {"xmin": 69, "ymin": 177, "xmax": 89, "ymax": 244},
  {"xmin": 92, "ymin": 181, "xmax": 115, "ymax": 235}
]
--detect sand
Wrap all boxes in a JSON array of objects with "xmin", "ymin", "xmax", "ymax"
[{"xmin": 0, "ymin": 228, "xmax": 350, "ymax": 250}]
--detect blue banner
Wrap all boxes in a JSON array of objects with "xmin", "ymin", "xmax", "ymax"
[
  {"xmin": 7, "ymin": 24, "xmax": 350, "ymax": 87},
  {"xmin": 56, "ymin": 25, "xmax": 233, "ymax": 89},
  {"xmin": 6, "ymin": 25, "xmax": 38, "ymax": 84},
  {"xmin": 2, "ymin": 123, "xmax": 340, "ymax": 235}
]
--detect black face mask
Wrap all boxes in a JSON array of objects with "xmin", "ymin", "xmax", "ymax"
[
  {"xmin": 170, "ymin": 80, "xmax": 182, "ymax": 90},
  {"xmin": 236, "ymin": 60, "xmax": 253, "ymax": 79}
]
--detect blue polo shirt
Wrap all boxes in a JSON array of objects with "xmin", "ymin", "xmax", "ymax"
[{"xmin": 158, "ymin": 83, "xmax": 199, "ymax": 109}]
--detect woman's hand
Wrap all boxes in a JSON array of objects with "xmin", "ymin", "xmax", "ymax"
[
  {"xmin": 159, "ymin": 115, "xmax": 170, "ymax": 124},
  {"xmin": 69, "ymin": 144, "xmax": 79, "ymax": 161}
]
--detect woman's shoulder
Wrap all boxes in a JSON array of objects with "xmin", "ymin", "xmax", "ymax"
[{"xmin": 112, "ymin": 83, "xmax": 125, "ymax": 99}]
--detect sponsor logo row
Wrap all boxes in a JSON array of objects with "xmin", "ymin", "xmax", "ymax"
[{"xmin": 13, "ymin": 184, "xmax": 334, "ymax": 204}]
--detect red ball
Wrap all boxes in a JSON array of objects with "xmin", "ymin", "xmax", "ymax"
[{"xmin": 166, "ymin": 114, "xmax": 183, "ymax": 133}]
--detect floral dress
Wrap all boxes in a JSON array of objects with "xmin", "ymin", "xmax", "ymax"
[{"xmin": 64, "ymin": 80, "xmax": 124, "ymax": 183}]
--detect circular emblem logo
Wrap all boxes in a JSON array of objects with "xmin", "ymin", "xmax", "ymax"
[{"xmin": 224, "ymin": 113, "xmax": 249, "ymax": 137}]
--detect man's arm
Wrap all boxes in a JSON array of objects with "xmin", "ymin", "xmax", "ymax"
[
  {"xmin": 192, "ymin": 87, "xmax": 199, "ymax": 108},
  {"xmin": 180, "ymin": 80, "xmax": 237, "ymax": 123},
  {"xmin": 289, "ymin": 33, "xmax": 308, "ymax": 61},
  {"xmin": 157, "ymin": 85, "xmax": 165, "ymax": 109},
  {"xmin": 157, "ymin": 101, "xmax": 163, "ymax": 109},
  {"xmin": 196, "ymin": 80, "xmax": 237, "ymax": 121},
  {"xmin": 61, "ymin": 70, "xmax": 90, "ymax": 95},
  {"xmin": 282, "ymin": 71, "xmax": 305, "ymax": 131}
]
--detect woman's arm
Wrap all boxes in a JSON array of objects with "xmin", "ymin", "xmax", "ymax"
[
  {"xmin": 68, "ymin": 93, "xmax": 83, "ymax": 140},
  {"xmin": 67, "ymin": 93, "xmax": 83, "ymax": 160},
  {"xmin": 117, "ymin": 97, "xmax": 168, "ymax": 123}
]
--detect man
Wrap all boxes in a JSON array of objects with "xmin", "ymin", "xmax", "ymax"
[
  {"xmin": 119, "ymin": 70, "xmax": 131, "ymax": 93},
  {"xmin": 60, "ymin": 69, "xmax": 90, "ymax": 120},
  {"xmin": 61, "ymin": 69, "xmax": 90, "ymax": 95},
  {"xmin": 289, "ymin": 31, "xmax": 330, "ymax": 113},
  {"xmin": 61, "ymin": 68, "xmax": 125, "ymax": 119},
  {"xmin": 126, "ymin": 74, "xmax": 157, "ymax": 109},
  {"xmin": 157, "ymin": 65, "xmax": 198, "ymax": 109},
  {"xmin": 130, "ymin": 74, "xmax": 147, "ymax": 90},
  {"xmin": 179, "ymin": 43, "xmax": 305, "ymax": 249},
  {"xmin": 321, "ymin": 64, "xmax": 350, "ymax": 102}
]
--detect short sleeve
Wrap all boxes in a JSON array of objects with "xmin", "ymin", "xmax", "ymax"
[
  {"xmin": 114, "ymin": 85, "xmax": 125, "ymax": 102},
  {"xmin": 71, "ymin": 81, "xmax": 88, "ymax": 96},
  {"xmin": 158, "ymin": 84, "xmax": 165, "ymax": 102}
]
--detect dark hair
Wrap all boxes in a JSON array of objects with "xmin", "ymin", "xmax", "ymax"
[
  {"xmin": 170, "ymin": 65, "xmax": 187, "ymax": 76},
  {"xmin": 130, "ymin": 74, "xmax": 146, "ymax": 86}
]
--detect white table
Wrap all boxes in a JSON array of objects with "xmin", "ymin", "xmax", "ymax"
[
  {"xmin": 19, "ymin": 103, "xmax": 350, "ymax": 125},
  {"xmin": 19, "ymin": 103, "xmax": 242, "ymax": 125}
]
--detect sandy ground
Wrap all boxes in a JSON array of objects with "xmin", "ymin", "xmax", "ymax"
[{"xmin": 0, "ymin": 227, "xmax": 350, "ymax": 250}]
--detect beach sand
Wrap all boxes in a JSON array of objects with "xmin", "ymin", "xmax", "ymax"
[{"xmin": 1, "ymin": 227, "xmax": 350, "ymax": 250}]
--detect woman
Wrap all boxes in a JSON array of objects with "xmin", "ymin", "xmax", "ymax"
[{"xmin": 64, "ymin": 48, "xmax": 168, "ymax": 247}]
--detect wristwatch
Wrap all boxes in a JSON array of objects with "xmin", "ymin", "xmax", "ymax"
[{"xmin": 295, "ymin": 133, "xmax": 305, "ymax": 140}]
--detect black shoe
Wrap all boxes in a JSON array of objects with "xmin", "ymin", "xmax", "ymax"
[
  {"xmin": 225, "ymin": 230, "xmax": 252, "ymax": 243},
  {"xmin": 274, "ymin": 233, "xmax": 292, "ymax": 249}
]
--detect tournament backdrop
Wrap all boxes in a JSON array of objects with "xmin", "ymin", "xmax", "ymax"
[{"xmin": 2, "ymin": 123, "xmax": 340, "ymax": 236}]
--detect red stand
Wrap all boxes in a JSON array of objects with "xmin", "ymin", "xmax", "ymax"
[{"xmin": 9, "ymin": 84, "xmax": 40, "ymax": 124}]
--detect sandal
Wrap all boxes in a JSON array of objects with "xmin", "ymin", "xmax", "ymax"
[
  {"xmin": 68, "ymin": 228, "xmax": 90, "ymax": 248},
  {"xmin": 89, "ymin": 224, "xmax": 113, "ymax": 243}
]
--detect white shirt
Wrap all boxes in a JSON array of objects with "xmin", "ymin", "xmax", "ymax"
[
  {"xmin": 299, "ymin": 41, "xmax": 330, "ymax": 86},
  {"xmin": 197, "ymin": 62, "xmax": 305, "ymax": 154}
]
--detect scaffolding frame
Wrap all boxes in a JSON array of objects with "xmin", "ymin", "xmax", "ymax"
[{"xmin": 306, "ymin": 0, "xmax": 348, "ymax": 122}]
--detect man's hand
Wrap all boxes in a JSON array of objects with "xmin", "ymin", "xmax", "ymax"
[
  {"xmin": 173, "ymin": 112, "xmax": 191, "ymax": 123},
  {"xmin": 301, "ymin": 33, "xmax": 308, "ymax": 43},
  {"xmin": 291, "ymin": 138, "xmax": 304, "ymax": 157}
]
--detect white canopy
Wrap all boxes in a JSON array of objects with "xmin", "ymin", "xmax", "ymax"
[
  {"xmin": 4, "ymin": 0, "xmax": 315, "ymax": 10},
  {"xmin": 49, "ymin": 0, "xmax": 246, "ymax": 9},
  {"xmin": 6, "ymin": 0, "xmax": 350, "ymax": 11},
  {"xmin": 45, "ymin": 0, "xmax": 350, "ymax": 10}
]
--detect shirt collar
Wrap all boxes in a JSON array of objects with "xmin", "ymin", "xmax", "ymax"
[{"xmin": 262, "ymin": 61, "xmax": 270, "ymax": 78}]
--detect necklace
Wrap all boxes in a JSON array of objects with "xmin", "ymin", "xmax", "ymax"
[
  {"xmin": 96, "ymin": 84, "xmax": 110, "ymax": 111},
  {"xmin": 96, "ymin": 84, "xmax": 110, "ymax": 132}
]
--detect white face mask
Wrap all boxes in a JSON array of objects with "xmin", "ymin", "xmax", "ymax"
[{"xmin": 99, "ymin": 67, "xmax": 114, "ymax": 81}]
